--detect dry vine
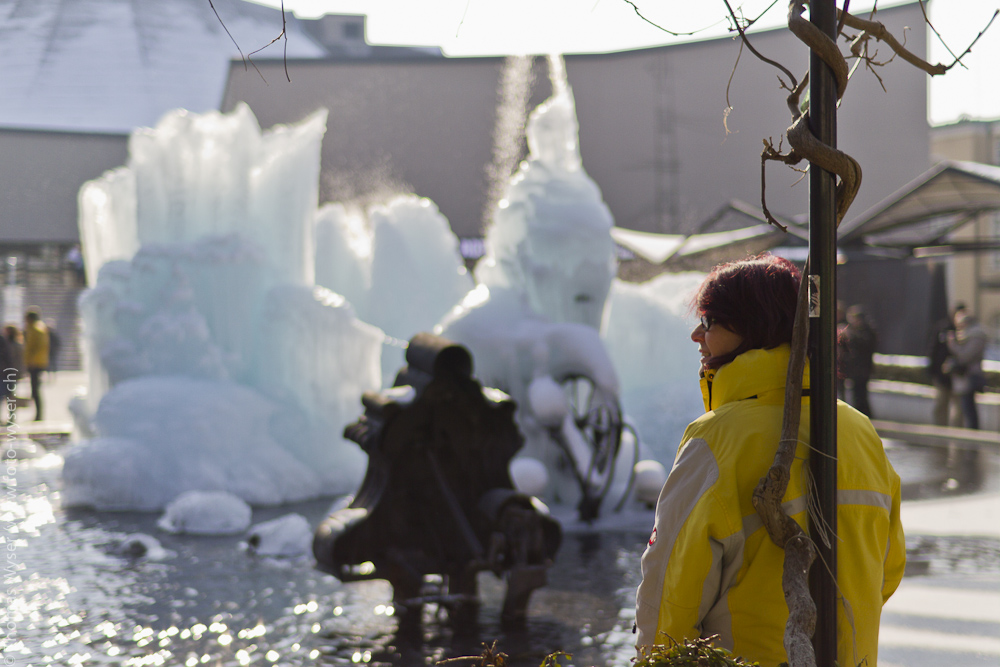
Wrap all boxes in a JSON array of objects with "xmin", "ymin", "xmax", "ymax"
[
  {"xmin": 755, "ymin": 1, "xmax": 996, "ymax": 232},
  {"xmin": 208, "ymin": 0, "xmax": 291, "ymax": 83}
]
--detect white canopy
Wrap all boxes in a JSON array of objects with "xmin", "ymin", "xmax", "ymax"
[{"xmin": 839, "ymin": 160, "xmax": 1000, "ymax": 248}]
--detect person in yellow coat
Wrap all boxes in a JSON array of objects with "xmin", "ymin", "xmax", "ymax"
[
  {"xmin": 23, "ymin": 307, "xmax": 50, "ymax": 422},
  {"xmin": 635, "ymin": 254, "xmax": 905, "ymax": 667}
]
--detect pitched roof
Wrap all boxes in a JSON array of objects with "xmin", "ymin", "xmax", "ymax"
[
  {"xmin": 838, "ymin": 160, "xmax": 1000, "ymax": 246},
  {"xmin": 0, "ymin": 0, "xmax": 327, "ymax": 133}
]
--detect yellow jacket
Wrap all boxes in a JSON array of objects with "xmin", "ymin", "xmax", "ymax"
[
  {"xmin": 24, "ymin": 320, "xmax": 50, "ymax": 370},
  {"xmin": 635, "ymin": 345, "xmax": 905, "ymax": 667}
]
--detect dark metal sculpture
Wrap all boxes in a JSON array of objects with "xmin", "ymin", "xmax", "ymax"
[
  {"xmin": 545, "ymin": 373, "xmax": 627, "ymax": 521},
  {"xmin": 313, "ymin": 332, "xmax": 562, "ymax": 626}
]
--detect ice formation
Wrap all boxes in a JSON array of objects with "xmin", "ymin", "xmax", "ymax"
[
  {"xmin": 436, "ymin": 57, "xmax": 704, "ymax": 493},
  {"xmin": 113, "ymin": 534, "xmax": 173, "ymax": 561},
  {"xmin": 66, "ymin": 62, "xmax": 705, "ymax": 514},
  {"xmin": 603, "ymin": 273, "xmax": 707, "ymax": 460},
  {"xmin": 436, "ymin": 57, "xmax": 629, "ymax": 501},
  {"xmin": 246, "ymin": 514, "xmax": 314, "ymax": 558},
  {"xmin": 67, "ymin": 105, "xmax": 383, "ymax": 510},
  {"xmin": 314, "ymin": 196, "xmax": 473, "ymax": 384},
  {"xmin": 471, "ymin": 63, "xmax": 616, "ymax": 331},
  {"xmin": 157, "ymin": 491, "xmax": 252, "ymax": 535}
]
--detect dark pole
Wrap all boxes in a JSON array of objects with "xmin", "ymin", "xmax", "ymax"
[{"xmin": 808, "ymin": 0, "xmax": 839, "ymax": 666}]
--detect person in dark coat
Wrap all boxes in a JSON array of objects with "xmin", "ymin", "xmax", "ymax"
[
  {"xmin": 945, "ymin": 310, "xmax": 987, "ymax": 430},
  {"xmin": 1, "ymin": 332, "xmax": 14, "ymax": 426},
  {"xmin": 835, "ymin": 300, "xmax": 848, "ymax": 401},
  {"xmin": 839, "ymin": 304, "xmax": 877, "ymax": 417},
  {"xmin": 927, "ymin": 305, "xmax": 964, "ymax": 426}
]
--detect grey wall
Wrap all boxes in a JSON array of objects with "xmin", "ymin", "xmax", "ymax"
[
  {"xmin": 0, "ymin": 129, "xmax": 128, "ymax": 243},
  {"xmin": 223, "ymin": 55, "xmax": 540, "ymax": 238},
  {"xmin": 568, "ymin": 5, "xmax": 930, "ymax": 235},
  {"xmin": 220, "ymin": 2, "xmax": 930, "ymax": 239}
]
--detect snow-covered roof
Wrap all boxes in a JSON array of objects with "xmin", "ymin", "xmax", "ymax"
[{"xmin": 0, "ymin": 0, "xmax": 328, "ymax": 133}]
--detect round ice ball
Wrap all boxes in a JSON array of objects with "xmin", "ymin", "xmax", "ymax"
[
  {"xmin": 115, "ymin": 533, "xmax": 172, "ymax": 561},
  {"xmin": 246, "ymin": 513, "xmax": 313, "ymax": 557},
  {"xmin": 634, "ymin": 460, "xmax": 667, "ymax": 506},
  {"xmin": 527, "ymin": 375, "xmax": 568, "ymax": 428},
  {"xmin": 510, "ymin": 457, "xmax": 549, "ymax": 497},
  {"xmin": 158, "ymin": 491, "xmax": 252, "ymax": 535}
]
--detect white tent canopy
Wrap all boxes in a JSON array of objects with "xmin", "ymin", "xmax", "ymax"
[
  {"xmin": 839, "ymin": 160, "xmax": 1000, "ymax": 249},
  {"xmin": 612, "ymin": 200, "xmax": 803, "ymax": 279}
]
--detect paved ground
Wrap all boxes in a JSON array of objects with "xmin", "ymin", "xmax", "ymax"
[
  {"xmin": 6, "ymin": 372, "xmax": 1000, "ymax": 666},
  {"xmin": 4, "ymin": 369, "xmax": 84, "ymax": 429},
  {"xmin": 881, "ymin": 574, "xmax": 1000, "ymax": 667},
  {"xmin": 883, "ymin": 488, "xmax": 1000, "ymax": 666}
]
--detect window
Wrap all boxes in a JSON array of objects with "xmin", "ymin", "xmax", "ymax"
[
  {"xmin": 343, "ymin": 22, "xmax": 362, "ymax": 40},
  {"xmin": 993, "ymin": 122, "xmax": 1000, "ymax": 165},
  {"xmin": 992, "ymin": 213, "xmax": 1000, "ymax": 272}
]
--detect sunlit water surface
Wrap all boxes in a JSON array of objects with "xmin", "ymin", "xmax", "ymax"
[{"xmin": 2, "ymin": 442, "xmax": 997, "ymax": 667}]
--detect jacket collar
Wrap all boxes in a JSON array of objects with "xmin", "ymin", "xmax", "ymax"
[{"xmin": 699, "ymin": 344, "xmax": 811, "ymax": 412}]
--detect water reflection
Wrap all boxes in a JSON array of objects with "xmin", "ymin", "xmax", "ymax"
[
  {"xmin": 1, "ymin": 442, "xmax": 997, "ymax": 666},
  {"xmin": 884, "ymin": 440, "xmax": 995, "ymax": 501},
  {"xmin": 3, "ymin": 455, "xmax": 644, "ymax": 666}
]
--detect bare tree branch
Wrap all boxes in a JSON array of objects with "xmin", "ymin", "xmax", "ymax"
[
  {"xmin": 208, "ymin": 0, "xmax": 268, "ymax": 83},
  {"xmin": 724, "ymin": 38, "xmax": 745, "ymax": 131},
  {"xmin": 722, "ymin": 0, "xmax": 799, "ymax": 90},
  {"xmin": 752, "ymin": 254, "xmax": 816, "ymax": 667},
  {"xmin": 621, "ymin": 0, "xmax": 718, "ymax": 36},
  {"xmin": 247, "ymin": 0, "xmax": 291, "ymax": 83},
  {"xmin": 944, "ymin": 8, "xmax": 1000, "ymax": 70},
  {"xmin": 837, "ymin": 7, "xmax": 948, "ymax": 74},
  {"xmin": 917, "ymin": 0, "xmax": 961, "ymax": 65},
  {"xmin": 208, "ymin": 0, "xmax": 291, "ymax": 84}
]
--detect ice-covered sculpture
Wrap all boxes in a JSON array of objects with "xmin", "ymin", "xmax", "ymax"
[
  {"xmin": 437, "ymin": 60, "xmax": 626, "ymax": 513},
  {"xmin": 65, "ymin": 64, "xmax": 704, "ymax": 516},
  {"xmin": 66, "ymin": 105, "xmax": 384, "ymax": 510},
  {"xmin": 314, "ymin": 196, "xmax": 473, "ymax": 384},
  {"xmin": 472, "ymin": 64, "xmax": 616, "ymax": 331}
]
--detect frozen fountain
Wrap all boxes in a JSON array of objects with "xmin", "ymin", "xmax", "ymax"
[
  {"xmin": 68, "ymin": 105, "xmax": 385, "ymax": 510},
  {"xmin": 64, "ymin": 56, "xmax": 703, "ymax": 520},
  {"xmin": 31, "ymin": 69, "xmax": 707, "ymax": 659}
]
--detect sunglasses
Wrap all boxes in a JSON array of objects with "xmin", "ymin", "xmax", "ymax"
[{"xmin": 700, "ymin": 314, "xmax": 714, "ymax": 330}]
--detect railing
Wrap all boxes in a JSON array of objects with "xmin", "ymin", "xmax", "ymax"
[
  {"xmin": 871, "ymin": 419, "xmax": 1000, "ymax": 451},
  {"xmin": 1, "ymin": 421, "xmax": 74, "ymax": 437}
]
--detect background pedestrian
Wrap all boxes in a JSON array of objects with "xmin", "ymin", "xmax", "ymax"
[
  {"xmin": 23, "ymin": 307, "xmax": 50, "ymax": 422},
  {"xmin": 945, "ymin": 309, "xmax": 987, "ymax": 430},
  {"xmin": 839, "ymin": 304, "xmax": 878, "ymax": 417}
]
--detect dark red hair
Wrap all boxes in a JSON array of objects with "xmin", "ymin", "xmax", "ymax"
[{"xmin": 694, "ymin": 254, "xmax": 801, "ymax": 369}]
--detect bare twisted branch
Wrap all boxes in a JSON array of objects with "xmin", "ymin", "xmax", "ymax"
[
  {"xmin": 761, "ymin": 1, "xmax": 862, "ymax": 229},
  {"xmin": 729, "ymin": 2, "xmax": 995, "ymax": 665},
  {"xmin": 752, "ymin": 255, "xmax": 817, "ymax": 667}
]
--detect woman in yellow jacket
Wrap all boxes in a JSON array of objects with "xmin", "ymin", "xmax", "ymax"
[{"xmin": 635, "ymin": 255, "xmax": 905, "ymax": 667}]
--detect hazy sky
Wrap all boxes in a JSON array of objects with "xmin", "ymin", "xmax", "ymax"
[{"xmin": 252, "ymin": 0, "xmax": 1000, "ymax": 126}]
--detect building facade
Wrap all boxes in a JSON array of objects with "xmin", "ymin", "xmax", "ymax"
[{"xmin": 931, "ymin": 118, "xmax": 1000, "ymax": 353}]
